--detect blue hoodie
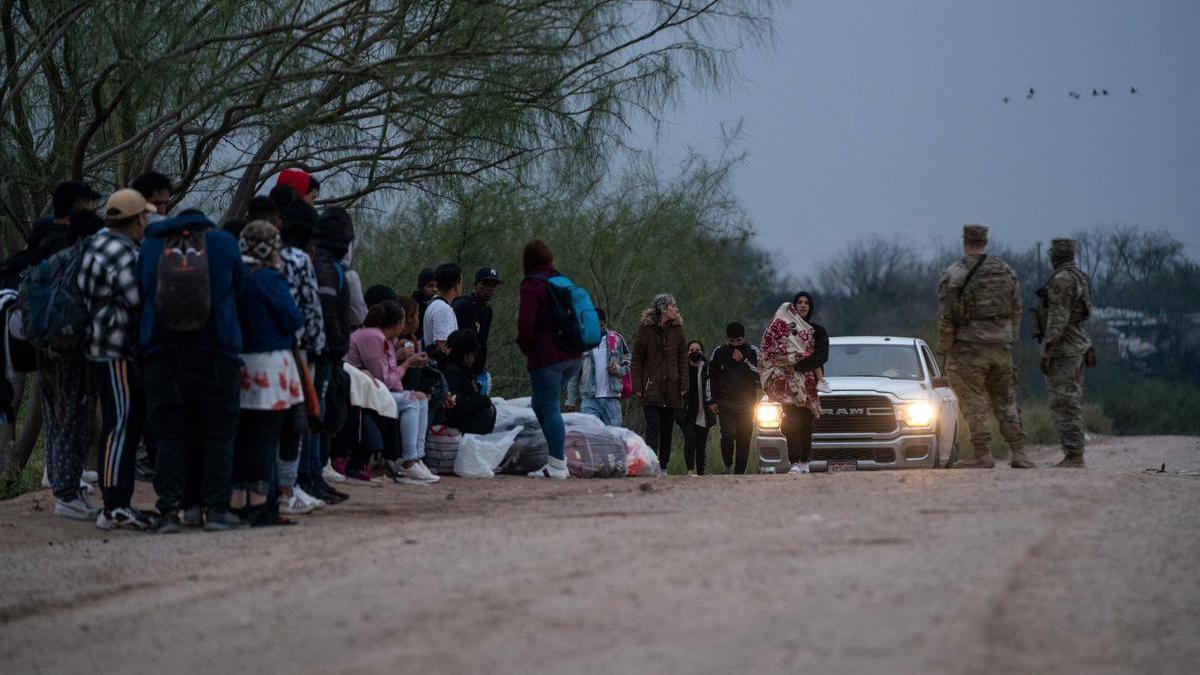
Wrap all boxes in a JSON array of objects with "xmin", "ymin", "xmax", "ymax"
[
  {"xmin": 239, "ymin": 265, "xmax": 304, "ymax": 353},
  {"xmin": 139, "ymin": 214, "xmax": 245, "ymax": 359}
]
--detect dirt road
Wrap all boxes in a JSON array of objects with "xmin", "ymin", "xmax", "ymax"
[{"xmin": 1, "ymin": 436, "xmax": 1198, "ymax": 674}]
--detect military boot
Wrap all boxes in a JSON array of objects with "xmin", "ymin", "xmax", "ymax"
[
  {"xmin": 953, "ymin": 448, "xmax": 995, "ymax": 469},
  {"xmin": 1053, "ymin": 452, "xmax": 1085, "ymax": 468},
  {"xmin": 1009, "ymin": 446, "xmax": 1036, "ymax": 469}
]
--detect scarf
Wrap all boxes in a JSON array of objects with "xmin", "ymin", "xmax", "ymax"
[
  {"xmin": 759, "ymin": 302, "xmax": 821, "ymax": 417},
  {"xmin": 239, "ymin": 220, "xmax": 283, "ymax": 271}
]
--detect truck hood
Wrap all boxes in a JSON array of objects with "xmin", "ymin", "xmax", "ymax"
[{"xmin": 823, "ymin": 376, "xmax": 932, "ymax": 400}]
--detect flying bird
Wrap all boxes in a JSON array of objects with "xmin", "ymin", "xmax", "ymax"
[
  {"xmin": 1002, "ymin": 97, "xmax": 1010, "ymax": 104},
  {"xmin": 1027, "ymin": 87, "xmax": 1036, "ymax": 99},
  {"xmin": 1092, "ymin": 88, "xmax": 1099, "ymax": 96},
  {"xmin": 1102, "ymin": 89, "xmax": 1109, "ymax": 96},
  {"xmin": 1068, "ymin": 91, "xmax": 1081, "ymax": 99},
  {"xmin": 1130, "ymin": 87, "xmax": 1137, "ymax": 94}
]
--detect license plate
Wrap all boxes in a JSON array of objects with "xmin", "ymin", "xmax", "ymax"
[{"xmin": 828, "ymin": 461, "xmax": 857, "ymax": 473}]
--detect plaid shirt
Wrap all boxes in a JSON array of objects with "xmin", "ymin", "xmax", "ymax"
[
  {"xmin": 280, "ymin": 245, "xmax": 326, "ymax": 354},
  {"xmin": 77, "ymin": 229, "xmax": 141, "ymax": 361}
]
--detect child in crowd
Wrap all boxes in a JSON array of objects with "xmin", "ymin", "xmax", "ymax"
[
  {"xmin": 441, "ymin": 329, "xmax": 496, "ymax": 435},
  {"xmin": 231, "ymin": 222, "xmax": 304, "ymax": 526}
]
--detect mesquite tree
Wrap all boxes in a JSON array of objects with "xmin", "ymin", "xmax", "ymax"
[{"xmin": 0, "ymin": 0, "xmax": 772, "ymax": 252}]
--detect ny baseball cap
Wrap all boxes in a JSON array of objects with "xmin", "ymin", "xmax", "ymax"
[{"xmin": 475, "ymin": 267, "xmax": 501, "ymax": 283}]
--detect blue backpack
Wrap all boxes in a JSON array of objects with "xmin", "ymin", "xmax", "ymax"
[
  {"xmin": 17, "ymin": 237, "xmax": 91, "ymax": 358},
  {"xmin": 527, "ymin": 274, "xmax": 601, "ymax": 353}
]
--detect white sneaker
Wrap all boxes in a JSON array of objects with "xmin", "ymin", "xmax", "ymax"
[
  {"xmin": 528, "ymin": 464, "xmax": 570, "ymax": 479},
  {"xmin": 279, "ymin": 493, "xmax": 315, "ymax": 515},
  {"xmin": 788, "ymin": 462, "xmax": 810, "ymax": 475},
  {"xmin": 95, "ymin": 506, "xmax": 151, "ymax": 531},
  {"xmin": 816, "ymin": 381, "xmax": 832, "ymax": 394},
  {"xmin": 43, "ymin": 468, "xmax": 94, "ymax": 493},
  {"xmin": 54, "ymin": 490, "xmax": 101, "ymax": 521},
  {"xmin": 323, "ymin": 461, "xmax": 347, "ymax": 483},
  {"xmin": 395, "ymin": 460, "xmax": 440, "ymax": 485},
  {"xmin": 293, "ymin": 485, "xmax": 326, "ymax": 510}
]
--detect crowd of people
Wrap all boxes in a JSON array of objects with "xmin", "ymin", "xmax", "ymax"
[
  {"xmin": 3, "ymin": 167, "xmax": 831, "ymax": 535},
  {"xmin": 4, "ymin": 169, "xmax": 1093, "ymax": 535}
]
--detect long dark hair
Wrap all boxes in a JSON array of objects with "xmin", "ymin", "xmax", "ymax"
[
  {"xmin": 687, "ymin": 340, "xmax": 706, "ymax": 363},
  {"xmin": 363, "ymin": 299, "xmax": 405, "ymax": 330},
  {"xmin": 522, "ymin": 239, "xmax": 554, "ymax": 275}
]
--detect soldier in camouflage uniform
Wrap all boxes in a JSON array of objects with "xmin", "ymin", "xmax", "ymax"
[
  {"xmin": 936, "ymin": 224, "xmax": 1033, "ymax": 469},
  {"xmin": 1035, "ymin": 238, "xmax": 1093, "ymax": 468}
]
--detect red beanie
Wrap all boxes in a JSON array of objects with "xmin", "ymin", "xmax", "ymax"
[{"xmin": 276, "ymin": 168, "xmax": 311, "ymax": 196}]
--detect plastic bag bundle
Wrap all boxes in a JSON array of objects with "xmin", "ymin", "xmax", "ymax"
[
  {"xmin": 493, "ymin": 403, "xmax": 539, "ymax": 433},
  {"xmin": 497, "ymin": 426, "xmax": 550, "ymax": 475},
  {"xmin": 424, "ymin": 425, "xmax": 462, "ymax": 476},
  {"xmin": 614, "ymin": 427, "xmax": 662, "ymax": 477},
  {"xmin": 562, "ymin": 412, "xmax": 606, "ymax": 431},
  {"xmin": 455, "ymin": 427, "xmax": 523, "ymax": 478},
  {"xmin": 564, "ymin": 428, "xmax": 628, "ymax": 478}
]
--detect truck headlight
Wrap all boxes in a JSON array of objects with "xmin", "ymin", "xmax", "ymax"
[
  {"xmin": 756, "ymin": 402, "xmax": 782, "ymax": 429},
  {"xmin": 898, "ymin": 402, "xmax": 936, "ymax": 428}
]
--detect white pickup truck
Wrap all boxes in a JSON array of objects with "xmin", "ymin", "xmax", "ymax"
[{"xmin": 754, "ymin": 336, "xmax": 960, "ymax": 472}]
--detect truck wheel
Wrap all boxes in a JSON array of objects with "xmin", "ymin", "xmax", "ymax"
[{"xmin": 945, "ymin": 439, "xmax": 961, "ymax": 468}]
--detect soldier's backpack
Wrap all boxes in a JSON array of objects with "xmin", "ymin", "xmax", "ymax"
[
  {"xmin": 156, "ymin": 229, "xmax": 211, "ymax": 331},
  {"xmin": 17, "ymin": 237, "xmax": 92, "ymax": 358},
  {"xmin": 525, "ymin": 274, "xmax": 602, "ymax": 353},
  {"xmin": 958, "ymin": 256, "xmax": 1014, "ymax": 321}
]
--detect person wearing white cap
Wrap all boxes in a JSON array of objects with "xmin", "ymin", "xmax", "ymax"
[{"xmin": 77, "ymin": 188, "xmax": 156, "ymax": 530}]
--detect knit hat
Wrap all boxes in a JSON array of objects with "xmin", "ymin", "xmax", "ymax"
[
  {"xmin": 240, "ymin": 220, "xmax": 283, "ymax": 270},
  {"xmin": 962, "ymin": 223, "xmax": 989, "ymax": 244},
  {"xmin": 652, "ymin": 293, "xmax": 677, "ymax": 323},
  {"xmin": 276, "ymin": 168, "xmax": 312, "ymax": 197}
]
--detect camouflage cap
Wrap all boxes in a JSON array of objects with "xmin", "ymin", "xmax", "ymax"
[
  {"xmin": 1050, "ymin": 237, "xmax": 1076, "ymax": 257},
  {"xmin": 962, "ymin": 223, "xmax": 988, "ymax": 244}
]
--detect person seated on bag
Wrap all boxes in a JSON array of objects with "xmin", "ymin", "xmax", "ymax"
[
  {"xmin": 442, "ymin": 329, "xmax": 496, "ymax": 435},
  {"xmin": 346, "ymin": 299, "xmax": 440, "ymax": 484}
]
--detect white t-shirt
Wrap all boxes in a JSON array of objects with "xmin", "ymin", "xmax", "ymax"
[
  {"xmin": 593, "ymin": 335, "xmax": 610, "ymax": 398},
  {"xmin": 422, "ymin": 298, "xmax": 457, "ymax": 347}
]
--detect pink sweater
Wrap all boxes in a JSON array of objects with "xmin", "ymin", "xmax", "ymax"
[{"xmin": 347, "ymin": 328, "xmax": 406, "ymax": 392}]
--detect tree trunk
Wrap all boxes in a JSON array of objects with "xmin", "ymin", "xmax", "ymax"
[{"xmin": 0, "ymin": 376, "xmax": 42, "ymax": 476}]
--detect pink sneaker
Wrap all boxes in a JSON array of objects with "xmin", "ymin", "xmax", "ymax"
[
  {"xmin": 331, "ymin": 457, "xmax": 348, "ymax": 477},
  {"xmin": 346, "ymin": 468, "xmax": 374, "ymax": 482}
]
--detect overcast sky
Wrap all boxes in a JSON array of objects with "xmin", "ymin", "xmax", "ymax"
[{"xmin": 636, "ymin": 0, "xmax": 1200, "ymax": 278}]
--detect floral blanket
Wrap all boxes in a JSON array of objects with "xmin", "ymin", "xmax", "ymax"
[{"xmin": 759, "ymin": 302, "xmax": 821, "ymax": 417}]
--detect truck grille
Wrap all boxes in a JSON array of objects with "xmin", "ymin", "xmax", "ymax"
[
  {"xmin": 815, "ymin": 395, "xmax": 896, "ymax": 434},
  {"xmin": 814, "ymin": 447, "xmax": 897, "ymax": 463}
]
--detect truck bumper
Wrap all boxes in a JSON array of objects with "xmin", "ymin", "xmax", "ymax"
[{"xmin": 755, "ymin": 432, "xmax": 940, "ymax": 473}]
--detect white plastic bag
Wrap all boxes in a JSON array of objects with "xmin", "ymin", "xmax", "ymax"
[
  {"xmin": 562, "ymin": 412, "xmax": 606, "ymax": 430},
  {"xmin": 455, "ymin": 426, "xmax": 523, "ymax": 478},
  {"xmin": 614, "ymin": 427, "xmax": 662, "ymax": 477},
  {"xmin": 493, "ymin": 403, "xmax": 539, "ymax": 432}
]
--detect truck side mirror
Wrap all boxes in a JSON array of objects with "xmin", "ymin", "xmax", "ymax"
[{"xmin": 931, "ymin": 376, "xmax": 950, "ymax": 388}]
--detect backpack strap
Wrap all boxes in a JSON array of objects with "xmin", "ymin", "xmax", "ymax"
[
  {"xmin": 957, "ymin": 254, "xmax": 988, "ymax": 299},
  {"xmin": 332, "ymin": 261, "xmax": 345, "ymax": 292}
]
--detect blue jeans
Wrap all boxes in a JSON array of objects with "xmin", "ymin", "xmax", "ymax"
[
  {"xmin": 299, "ymin": 359, "xmax": 333, "ymax": 485},
  {"xmin": 529, "ymin": 359, "xmax": 582, "ymax": 461},
  {"xmin": 581, "ymin": 397, "xmax": 622, "ymax": 427}
]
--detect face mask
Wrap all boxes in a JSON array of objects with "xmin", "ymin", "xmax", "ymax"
[{"xmin": 689, "ymin": 352, "xmax": 702, "ymax": 363}]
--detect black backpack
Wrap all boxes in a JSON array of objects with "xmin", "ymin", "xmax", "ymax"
[{"xmin": 156, "ymin": 229, "xmax": 211, "ymax": 331}]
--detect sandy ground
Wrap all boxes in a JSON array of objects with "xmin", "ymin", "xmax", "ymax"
[{"xmin": 0, "ymin": 435, "xmax": 1198, "ymax": 675}]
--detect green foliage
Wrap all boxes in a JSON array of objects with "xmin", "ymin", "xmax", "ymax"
[
  {"xmin": 953, "ymin": 401, "xmax": 1115, "ymax": 457},
  {"xmin": 1100, "ymin": 379, "xmax": 1200, "ymax": 435}
]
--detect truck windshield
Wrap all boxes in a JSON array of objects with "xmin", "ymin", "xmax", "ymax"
[{"xmin": 824, "ymin": 344, "xmax": 923, "ymax": 380}]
